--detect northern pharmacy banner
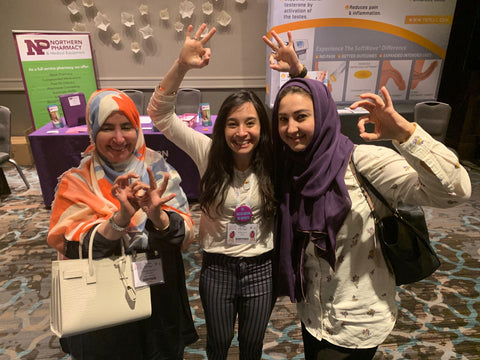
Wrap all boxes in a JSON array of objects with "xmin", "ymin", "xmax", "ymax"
[
  {"xmin": 265, "ymin": 0, "xmax": 457, "ymax": 106},
  {"xmin": 13, "ymin": 31, "xmax": 98, "ymax": 129}
]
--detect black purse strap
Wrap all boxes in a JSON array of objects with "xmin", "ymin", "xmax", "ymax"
[
  {"xmin": 350, "ymin": 150, "xmax": 396, "ymax": 215},
  {"xmin": 348, "ymin": 155, "xmax": 380, "ymax": 222},
  {"xmin": 350, "ymin": 148, "xmax": 430, "ymax": 243}
]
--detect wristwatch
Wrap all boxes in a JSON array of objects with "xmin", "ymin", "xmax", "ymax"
[
  {"xmin": 289, "ymin": 64, "xmax": 308, "ymax": 78},
  {"xmin": 109, "ymin": 213, "xmax": 128, "ymax": 232}
]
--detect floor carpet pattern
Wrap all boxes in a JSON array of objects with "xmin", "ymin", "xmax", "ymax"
[{"xmin": 0, "ymin": 164, "xmax": 479, "ymax": 359}]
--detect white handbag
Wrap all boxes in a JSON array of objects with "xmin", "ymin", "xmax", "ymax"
[{"xmin": 50, "ymin": 225, "xmax": 152, "ymax": 338}]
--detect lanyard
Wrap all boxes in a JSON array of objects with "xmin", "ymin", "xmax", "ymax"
[{"xmin": 233, "ymin": 173, "xmax": 255, "ymax": 223}]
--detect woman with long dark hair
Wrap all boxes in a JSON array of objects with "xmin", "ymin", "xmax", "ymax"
[{"xmin": 148, "ymin": 24, "xmax": 276, "ymax": 360}]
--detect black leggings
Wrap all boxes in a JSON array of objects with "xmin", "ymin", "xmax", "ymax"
[{"xmin": 302, "ymin": 323, "xmax": 378, "ymax": 360}]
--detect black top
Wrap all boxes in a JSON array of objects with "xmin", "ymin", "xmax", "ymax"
[{"xmin": 61, "ymin": 211, "xmax": 198, "ymax": 360}]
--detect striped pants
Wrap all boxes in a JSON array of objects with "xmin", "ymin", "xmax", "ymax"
[{"xmin": 199, "ymin": 251, "xmax": 274, "ymax": 360}]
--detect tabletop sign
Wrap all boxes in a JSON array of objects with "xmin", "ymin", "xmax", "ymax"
[{"xmin": 13, "ymin": 31, "xmax": 98, "ymax": 129}]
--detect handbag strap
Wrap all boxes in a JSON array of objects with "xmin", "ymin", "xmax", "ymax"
[
  {"xmin": 348, "ymin": 155, "xmax": 381, "ymax": 223},
  {"xmin": 85, "ymin": 224, "xmax": 137, "ymax": 302},
  {"xmin": 77, "ymin": 223, "xmax": 127, "ymax": 260},
  {"xmin": 350, "ymin": 150, "xmax": 396, "ymax": 215},
  {"xmin": 350, "ymin": 149, "xmax": 430, "ymax": 243},
  {"xmin": 83, "ymin": 224, "xmax": 127, "ymax": 270}
]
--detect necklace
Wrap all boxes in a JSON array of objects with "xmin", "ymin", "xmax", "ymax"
[
  {"xmin": 243, "ymin": 177, "xmax": 251, "ymax": 190},
  {"xmin": 235, "ymin": 168, "xmax": 252, "ymax": 191},
  {"xmin": 233, "ymin": 170, "xmax": 254, "ymax": 223}
]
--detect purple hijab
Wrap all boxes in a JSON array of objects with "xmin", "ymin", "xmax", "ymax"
[{"xmin": 272, "ymin": 78, "xmax": 354, "ymax": 302}]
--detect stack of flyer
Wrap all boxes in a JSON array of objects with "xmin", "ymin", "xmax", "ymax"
[{"xmin": 179, "ymin": 113, "xmax": 198, "ymax": 128}]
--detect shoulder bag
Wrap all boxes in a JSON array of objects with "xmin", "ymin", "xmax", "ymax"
[
  {"xmin": 50, "ymin": 225, "xmax": 152, "ymax": 337},
  {"xmin": 350, "ymin": 153, "xmax": 441, "ymax": 285}
]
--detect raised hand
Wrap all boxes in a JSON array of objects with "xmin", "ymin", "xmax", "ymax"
[
  {"xmin": 111, "ymin": 172, "xmax": 141, "ymax": 221},
  {"xmin": 132, "ymin": 167, "xmax": 176, "ymax": 230},
  {"xmin": 262, "ymin": 30, "xmax": 303, "ymax": 76},
  {"xmin": 349, "ymin": 86, "xmax": 415, "ymax": 143},
  {"xmin": 178, "ymin": 23, "xmax": 217, "ymax": 71}
]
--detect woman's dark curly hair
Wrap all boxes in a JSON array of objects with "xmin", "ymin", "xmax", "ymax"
[{"xmin": 199, "ymin": 90, "xmax": 276, "ymax": 220}]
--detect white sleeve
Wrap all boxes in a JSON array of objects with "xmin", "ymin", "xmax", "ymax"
[
  {"xmin": 354, "ymin": 124, "xmax": 471, "ymax": 209},
  {"xmin": 147, "ymin": 87, "xmax": 211, "ymax": 177}
]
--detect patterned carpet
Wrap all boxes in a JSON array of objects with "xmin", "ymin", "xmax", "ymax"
[{"xmin": 0, "ymin": 164, "xmax": 479, "ymax": 360}]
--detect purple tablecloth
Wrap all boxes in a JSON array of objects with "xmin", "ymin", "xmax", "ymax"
[{"xmin": 29, "ymin": 117, "xmax": 215, "ymax": 208}]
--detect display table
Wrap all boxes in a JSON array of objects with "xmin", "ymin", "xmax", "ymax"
[{"xmin": 29, "ymin": 117, "xmax": 215, "ymax": 208}]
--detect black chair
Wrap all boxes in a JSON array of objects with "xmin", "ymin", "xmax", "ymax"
[
  {"xmin": 414, "ymin": 101, "xmax": 452, "ymax": 143},
  {"xmin": 0, "ymin": 106, "xmax": 30, "ymax": 190},
  {"xmin": 121, "ymin": 89, "xmax": 145, "ymax": 115},
  {"xmin": 175, "ymin": 88, "xmax": 201, "ymax": 115}
]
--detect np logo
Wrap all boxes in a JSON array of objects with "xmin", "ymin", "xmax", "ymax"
[{"xmin": 24, "ymin": 39, "xmax": 50, "ymax": 55}]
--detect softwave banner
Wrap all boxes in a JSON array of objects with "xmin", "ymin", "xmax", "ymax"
[{"xmin": 265, "ymin": 0, "xmax": 457, "ymax": 106}]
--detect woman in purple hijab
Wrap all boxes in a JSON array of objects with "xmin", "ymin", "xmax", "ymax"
[{"xmin": 264, "ymin": 31, "xmax": 471, "ymax": 359}]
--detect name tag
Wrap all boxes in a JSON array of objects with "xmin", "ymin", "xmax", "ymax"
[
  {"xmin": 226, "ymin": 223, "xmax": 258, "ymax": 245},
  {"xmin": 132, "ymin": 257, "xmax": 164, "ymax": 288}
]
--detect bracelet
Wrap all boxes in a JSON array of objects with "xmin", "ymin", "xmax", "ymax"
[
  {"xmin": 289, "ymin": 64, "xmax": 308, "ymax": 78},
  {"xmin": 109, "ymin": 213, "xmax": 128, "ymax": 232},
  {"xmin": 153, "ymin": 221, "xmax": 170, "ymax": 233},
  {"xmin": 159, "ymin": 86, "xmax": 177, "ymax": 95}
]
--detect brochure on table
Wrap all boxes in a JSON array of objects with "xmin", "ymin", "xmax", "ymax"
[
  {"xmin": 13, "ymin": 31, "xmax": 98, "ymax": 129},
  {"xmin": 265, "ymin": 0, "xmax": 457, "ymax": 107}
]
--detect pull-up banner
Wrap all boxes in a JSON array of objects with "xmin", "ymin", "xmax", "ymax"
[
  {"xmin": 265, "ymin": 0, "xmax": 457, "ymax": 107},
  {"xmin": 13, "ymin": 31, "xmax": 98, "ymax": 129}
]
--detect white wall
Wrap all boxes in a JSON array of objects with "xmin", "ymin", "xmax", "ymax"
[
  {"xmin": 0, "ymin": 0, "xmax": 269, "ymax": 91},
  {"xmin": 0, "ymin": 0, "xmax": 270, "ymax": 133}
]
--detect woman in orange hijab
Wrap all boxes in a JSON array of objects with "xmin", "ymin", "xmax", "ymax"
[{"xmin": 48, "ymin": 89, "xmax": 198, "ymax": 359}]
